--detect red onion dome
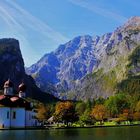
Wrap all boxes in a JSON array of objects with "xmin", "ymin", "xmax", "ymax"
[
  {"xmin": 18, "ymin": 82, "xmax": 26, "ymax": 92},
  {"xmin": 4, "ymin": 79, "xmax": 13, "ymax": 88}
]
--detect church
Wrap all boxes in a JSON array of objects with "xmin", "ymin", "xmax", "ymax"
[{"xmin": 0, "ymin": 79, "xmax": 38, "ymax": 129}]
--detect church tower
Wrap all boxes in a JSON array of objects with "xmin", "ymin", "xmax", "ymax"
[
  {"xmin": 4, "ymin": 79, "xmax": 14, "ymax": 96},
  {"xmin": 18, "ymin": 82, "xmax": 26, "ymax": 98}
]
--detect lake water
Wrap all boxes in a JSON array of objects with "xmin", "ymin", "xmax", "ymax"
[{"xmin": 0, "ymin": 126, "xmax": 140, "ymax": 140}]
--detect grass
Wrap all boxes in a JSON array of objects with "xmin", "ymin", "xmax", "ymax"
[{"xmin": 46, "ymin": 121, "xmax": 140, "ymax": 129}]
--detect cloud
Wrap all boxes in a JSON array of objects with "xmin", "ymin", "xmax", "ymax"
[
  {"xmin": 0, "ymin": 0, "xmax": 69, "ymax": 66},
  {"xmin": 0, "ymin": 0, "xmax": 68, "ymax": 44},
  {"xmin": 68, "ymin": 0, "xmax": 127, "ymax": 23}
]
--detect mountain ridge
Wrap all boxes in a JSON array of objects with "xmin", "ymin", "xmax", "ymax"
[{"xmin": 26, "ymin": 16, "xmax": 140, "ymax": 100}]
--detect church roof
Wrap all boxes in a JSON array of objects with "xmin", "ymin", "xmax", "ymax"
[
  {"xmin": 0, "ymin": 95, "xmax": 12, "ymax": 106},
  {"xmin": 0, "ymin": 95, "xmax": 32, "ymax": 110}
]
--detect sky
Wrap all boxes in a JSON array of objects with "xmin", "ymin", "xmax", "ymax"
[{"xmin": 0, "ymin": 0, "xmax": 139, "ymax": 66}]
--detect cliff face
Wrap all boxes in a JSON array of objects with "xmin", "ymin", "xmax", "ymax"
[
  {"xmin": 0, "ymin": 38, "xmax": 58, "ymax": 103},
  {"xmin": 68, "ymin": 17, "xmax": 140, "ymax": 100},
  {"xmin": 26, "ymin": 16, "xmax": 140, "ymax": 100},
  {"xmin": 0, "ymin": 38, "xmax": 25, "ymax": 88},
  {"xmin": 26, "ymin": 35, "xmax": 100, "ymax": 95}
]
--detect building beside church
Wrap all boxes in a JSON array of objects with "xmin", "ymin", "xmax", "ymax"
[{"xmin": 0, "ymin": 80, "xmax": 38, "ymax": 129}]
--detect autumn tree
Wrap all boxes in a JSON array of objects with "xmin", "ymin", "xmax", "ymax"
[
  {"xmin": 36, "ymin": 104, "xmax": 49, "ymax": 121},
  {"xmin": 135, "ymin": 100, "xmax": 140, "ymax": 112},
  {"xmin": 91, "ymin": 104, "xmax": 107, "ymax": 124},
  {"xmin": 133, "ymin": 112, "xmax": 140, "ymax": 121},
  {"xmin": 132, "ymin": 100, "xmax": 140, "ymax": 121},
  {"xmin": 54, "ymin": 101, "xmax": 78, "ymax": 126}
]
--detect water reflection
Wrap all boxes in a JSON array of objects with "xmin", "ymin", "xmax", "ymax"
[
  {"xmin": 0, "ymin": 126, "xmax": 140, "ymax": 140},
  {"xmin": 94, "ymin": 128, "xmax": 108, "ymax": 137}
]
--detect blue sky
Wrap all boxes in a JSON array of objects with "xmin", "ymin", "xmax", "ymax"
[{"xmin": 0, "ymin": 0, "xmax": 139, "ymax": 66}]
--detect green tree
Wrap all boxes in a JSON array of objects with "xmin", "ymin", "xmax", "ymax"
[
  {"xmin": 75, "ymin": 102, "xmax": 86, "ymax": 116},
  {"xmin": 79, "ymin": 109, "xmax": 94, "ymax": 125},
  {"xmin": 127, "ymin": 95, "xmax": 139, "ymax": 113},
  {"xmin": 85, "ymin": 99, "xmax": 92, "ymax": 110},
  {"xmin": 115, "ymin": 93, "xmax": 129, "ymax": 113},
  {"xmin": 105, "ymin": 96, "xmax": 118, "ymax": 117},
  {"xmin": 95, "ymin": 97, "xmax": 105, "ymax": 105},
  {"xmin": 105, "ymin": 93, "xmax": 130, "ymax": 117}
]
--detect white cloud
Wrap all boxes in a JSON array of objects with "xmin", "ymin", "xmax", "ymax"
[
  {"xmin": 68, "ymin": 0, "xmax": 127, "ymax": 23},
  {"xmin": 0, "ymin": 0, "xmax": 68, "ymax": 44},
  {"xmin": 0, "ymin": 0, "xmax": 69, "ymax": 66}
]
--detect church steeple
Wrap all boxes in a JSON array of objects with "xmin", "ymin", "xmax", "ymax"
[
  {"xmin": 18, "ymin": 82, "xmax": 26, "ymax": 98},
  {"xmin": 4, "ymin": 79, "xmax": 14, "ymax": 96}
]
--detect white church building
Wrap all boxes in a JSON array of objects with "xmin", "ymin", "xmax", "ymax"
[{"xmin": 0, "ymin": 79, "xmax": 38, "ymax": 129}]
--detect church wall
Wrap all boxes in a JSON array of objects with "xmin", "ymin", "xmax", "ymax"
[
  {"xmin": 10, "ymin": 108, "xmax": 25, "ymax": 128},
  {"xmin": 25, "ymin": 110, "xmax": 32, "ymax": 127},
  {"xmin": 26, "ymin": 110, "xmax": 38, "ymax": 127},
  {"xmin": 0, "ymin": 107, "xmax": 10, "ymax": 128}
]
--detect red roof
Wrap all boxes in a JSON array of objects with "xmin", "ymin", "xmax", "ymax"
[
  {"xmin": 0, "ymin": 95, "xmax": 6, "ymax": 100},
  {"xmin": 0, "ymin": 95, "xmax": 12, "ymax": 106},
  {"xmin": 0, "ymin": 95, "xmax": 32, "ymax": 110},
  {"xmin": 10, "ymin": 96, "xmax": 19, "ymax": 102}
]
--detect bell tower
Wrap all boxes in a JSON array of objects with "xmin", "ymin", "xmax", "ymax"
[
  {"xmin": 18, "ymin": 82, "xmax": 26, "ymax": 98},
  {"xmin": 4, "ymin": 79, "xmax": 14, "ymax": 96}
]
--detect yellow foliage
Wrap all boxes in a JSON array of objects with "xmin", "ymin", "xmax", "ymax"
[
  {"xmin": 36, "ymin": 104, "xmax": 49, "ymax": 120},
  {"xmin": 91, "ymin": 104, "xmax": 107, "ymax": 121}
]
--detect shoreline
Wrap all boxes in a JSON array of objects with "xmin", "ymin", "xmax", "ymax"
[
  {"xmin": 53, "ymin": 124, "xmax": 140, "ymax": 129},
  {"xmin": 0, "ymin": 124, "xmax": 140, "ymax": 130}
]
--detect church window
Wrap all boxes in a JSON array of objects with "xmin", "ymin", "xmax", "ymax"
[
  {"xmin": 7, "ymin": 111, "xmax": 9, "ymax": 119},
  {"xmin": 13, "ymin": 111, "xmax": 16, "ymax": 119}
]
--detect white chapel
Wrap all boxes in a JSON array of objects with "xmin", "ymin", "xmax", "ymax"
[{"xmin": 0, "ymin": 79, "xmax": 38, "ymax": 129}]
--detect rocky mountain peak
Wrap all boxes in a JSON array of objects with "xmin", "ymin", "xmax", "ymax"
[
  {"xmin": 0, "ymin": 38, "xmax": 58, "ymax": 103},
  {"xmin": 125, "ymin": 16, "xmax": 140, "ymax": 26},
  {"xmin": 0, "ymin": 38, "xmax": 22, "ymax": 55},
  {"xmin": 26, "ymin": 16, "xmax": 140, "ymax": 100}
]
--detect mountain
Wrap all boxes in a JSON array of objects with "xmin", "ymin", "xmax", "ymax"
[
  {"xmin": 0, "ymin": 38, "xmax": 58, "ymax": 103},
  {"xmin": 26, "ymin": 16, "xmax": 140, "ymax": 100},
  {"xmin": 68, "ymin": 16, "xmax": 140, "ymax": 100},
  {"xmin": 26, "ymin": 35, "xmax": 100, "ymax": 95}
]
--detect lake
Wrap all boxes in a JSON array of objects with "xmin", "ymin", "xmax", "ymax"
[{"xmin": 0, "ymin": 126, "xmax": 140, "ymax": 140}]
